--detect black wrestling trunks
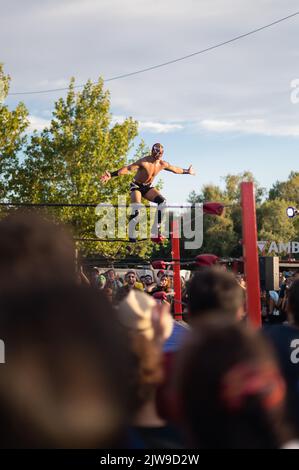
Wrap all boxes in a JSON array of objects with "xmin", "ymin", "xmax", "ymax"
[{"xmin": 129, "ymin": 180, "xmax": 154, "ymax": 197}]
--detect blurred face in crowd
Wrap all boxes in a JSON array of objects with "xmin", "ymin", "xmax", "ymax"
[
  {"xmin": 145, "ymin": 275, "xmax": 153, "ymax": 286},
  {"xmin": 126, "ymin": 272, "xmax": 136, "ymax": 286},
  {"xmin": 107, "ymin": 270, "xmax": 115, "ymax": 281},
  {"xmin": 91, "ymin": 269, "xmax": 99, "ymax": 283},
  {"xmin": 160, "ymin": 275, "xmax": 169, "ymax": 288}
]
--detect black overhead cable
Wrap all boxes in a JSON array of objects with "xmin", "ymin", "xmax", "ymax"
[{"xmin": 8, "ymin": 11, "xmax": 299, "ymax": 96}]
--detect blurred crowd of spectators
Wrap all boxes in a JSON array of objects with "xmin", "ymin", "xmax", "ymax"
[
  {"xmin": 0, "ymin": 211, "xmax": 298, "ymax": 449},
  {"xmin": 261, "ymin": 272, "xmax": 299, "ymax": 324},
  {"xmin": 90, "ymin": 266, "xmax": 176, "ymax": 306}
]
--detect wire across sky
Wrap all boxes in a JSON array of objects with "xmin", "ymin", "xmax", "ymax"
[{"xmin": 7, "ymin": 10, "xmax": 299, "ymax": 96}]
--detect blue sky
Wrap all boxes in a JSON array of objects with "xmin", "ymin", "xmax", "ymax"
[
  {"xmin": 136, "ymin": 131, "xmax": 299, "ymax": 202},
  {"xmin": 2, "ymin": 0, "xmax": 299, "ymax": 203}
]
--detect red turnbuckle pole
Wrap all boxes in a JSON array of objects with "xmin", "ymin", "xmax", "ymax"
[
  {"xmin": 171, "ymin": 219, "xmax": 182, "ymax": 321},
  {"xmin": 241, "ymin": 182, "xmax": 262, "ymax": 328}
]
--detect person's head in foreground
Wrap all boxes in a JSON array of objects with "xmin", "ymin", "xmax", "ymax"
[
  {"xmin": 176, "ymin": 318, "xmax": 298, "ymax": 449},
  {"xmin": 187, "ymin": 268, "xmax": 245, "ymax": 322},
  {"xmin": 0, "ymin": 286, "xmax": 135, "ymax": 448},
  {"xmin": 118, "ymin": 290, "xmax": 173, "ymax": 417},
  {"xmin": 0, "ymin": 211, "xmax": 76, "ymax": 294}
]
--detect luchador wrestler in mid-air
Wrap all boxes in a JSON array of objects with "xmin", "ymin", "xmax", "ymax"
[{"xmin": 100, "ymin": 143, "xmax": 195, "ymax": 241}]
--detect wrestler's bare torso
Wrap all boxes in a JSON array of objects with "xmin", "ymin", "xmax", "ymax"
[
  {"xmin": 100, "ymin": 144, "xmax": 195, "ymax": 189},
  {"xmin": 133, "ymin": 155, "xmax": 168, "ymax": 185}
]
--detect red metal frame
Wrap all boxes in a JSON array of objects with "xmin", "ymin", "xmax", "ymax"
[
  {"xmin": 170, "ymin": 183, "xmax": 261, "ymax": 326},
  {"xmin": 171, "ymin": 220, "xmax": 183, "ymax": 321},
  {"xmin": 241, "ymin": 182, "xmax": 262, "ymax": 327}
]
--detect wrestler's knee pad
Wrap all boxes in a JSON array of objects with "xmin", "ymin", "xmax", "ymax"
[
  {"xmin": 128, "ymin": 209, "xmax": 140, "ymax": 222},
  {"xmin": 153, "ymin": 195, "xmax": 166, "ymax": 205},
  {"xmin": 128, "ymin": 210, "xmax": 140, "ymax": 241},
  {"xmin": 153, "ymin": 197, "xmax": 166, "ymax": 225}
]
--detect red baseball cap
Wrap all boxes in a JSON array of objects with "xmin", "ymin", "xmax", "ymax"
[{"xmin": 195, "ymin": 254, "xmax": 219, "ymax": 267}]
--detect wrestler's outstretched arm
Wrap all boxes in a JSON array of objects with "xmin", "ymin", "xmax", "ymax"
[
  {"xmin": 100, "ymin": 159, "xmax": 142, "ymax": 183},
  {"xmin": 164, "ymin": 162, "xmax": 195, "ymax": 175}
]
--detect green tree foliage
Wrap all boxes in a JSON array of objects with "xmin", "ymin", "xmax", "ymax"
[
  {"xmin": 184, "ymin": 171, "xmax": 299, "ymax": 259},
  {"xmin": 224, "ymin": 172, "xmax": 266, "ymax": 204},
  {"xmin": 257, "ymin": 199, "xmax": 298, "ymax": 254},
  {"xmin": 183, "ymin": 172, "xmax": 265, "ymax": 259},
  {"xmin": 13, "ymin": 78, "xmax": 153, "ymax": 257},
  {"xmin": 0, "ymin": 64, "xmax": 28, "ymax": 199},
  {"xmin": 269, "ymin": 172, "xmax": 299, "ymax": 204},
  {"xmin": 1, "ymin": 67, "xmax": 297, "ymax": 262},
  {"xmin": 257, "ymin": 173, "xmax": 299, "ymax": 257}
]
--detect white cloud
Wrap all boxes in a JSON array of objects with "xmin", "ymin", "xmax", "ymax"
[
  {"xmin": 3, "ymin": 0, "xmax": 299, "ymax": 138},
  {"xmin": 200, "ymin": 118, "xmax": 299, "ymax": 137},
  {"xmin": 28, "ymin": 113, "xmax": 183, "ymax": 135},
  {"xmin": 36, "ymin": 78, "xmax": 69, "ymax": 88},
  {"xmin": 138, "ymin": 121, "xmax": 183, "ymax": 133},
  {"xmin": 28, "ymin": 115, "xmax": 51, "ymax": 132},
  {"xmin": 27, "ymin": 113, "xmax": 299, "ymax": 138},
  {"xmin": 112, "ymin": 115, "xmax": 183, "ymax": 133}
]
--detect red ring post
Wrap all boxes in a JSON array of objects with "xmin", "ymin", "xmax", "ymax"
[
  {"xmin": 241, "ymin": 182, "xmax": 261, "ymax": 328},
  {"xmin": 171, "ymin": 220, "xmax": 182, "ymax": 321}
]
